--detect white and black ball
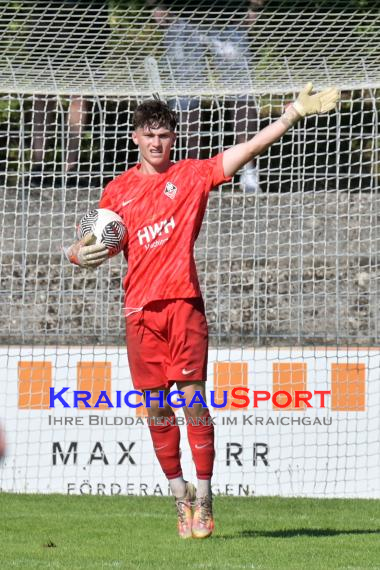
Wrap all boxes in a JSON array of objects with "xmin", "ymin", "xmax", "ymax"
[{"xmin": 77, "ymin": 208, "xmax": 127, "ymax": 258}]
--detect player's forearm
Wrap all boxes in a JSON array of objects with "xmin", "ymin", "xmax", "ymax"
[
  {"xmin": 222, "ymin": 82, "xmax": 340, "ymax": 179},
  {"xmin": 222, "ymin": 106, "xmax": 300, "ymax": 178}
]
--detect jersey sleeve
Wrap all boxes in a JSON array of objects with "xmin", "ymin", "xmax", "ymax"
[
  {"xmin": 195, "ymin": 152, "xmax": 232, "ymax": 193},
  {"xmin": 98, "ymin": 181, "xmax": 116, "ymax": 211}
]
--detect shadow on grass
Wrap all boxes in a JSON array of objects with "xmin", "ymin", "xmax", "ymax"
[{"xmin": 214, "ymin": 528, "xmax": 380, "ymax": 540}]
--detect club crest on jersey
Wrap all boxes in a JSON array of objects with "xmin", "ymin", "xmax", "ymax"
[{"xmin": 164, "ymin": 181, "xmax": 177, "ymax": 200}]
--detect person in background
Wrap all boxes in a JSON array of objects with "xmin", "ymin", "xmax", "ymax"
[
  {"xmin": 152, "ymin": 0, "xmax": 265, "ymax": 191},
  {"xmin": 208, "ymin": 0, "xmax": 266, "ymax": 192},
  {"xmin": 151, "ymin": 2, "xmax": 208, "ymax": 159},
  {"xmin": 26, "ymin": 0, "xmax": 110, "ymax": 188}
]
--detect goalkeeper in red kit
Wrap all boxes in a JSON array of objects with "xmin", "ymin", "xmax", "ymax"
[{"xmin": 66, "ymin": 82, "xmax": 339, "ymax": 539}]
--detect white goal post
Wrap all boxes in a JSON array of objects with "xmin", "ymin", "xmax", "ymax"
[{"xmin": 0, "ymin": 1, "xmax": 379, "ymax": 498}]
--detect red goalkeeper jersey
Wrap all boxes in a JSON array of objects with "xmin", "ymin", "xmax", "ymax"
[{"xmin": 99, "ymin": 153, "xmax": 231, "ymax": 314}]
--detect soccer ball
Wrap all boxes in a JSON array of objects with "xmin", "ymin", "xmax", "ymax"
[{"xmin": 77, "ymin": 208, "xmax": 127, "ymax": 258}]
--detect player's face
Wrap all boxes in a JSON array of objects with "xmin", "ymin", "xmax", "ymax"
[{"xmin": 132, "ymin": 125, "xmax": 176, "ymax": 173}]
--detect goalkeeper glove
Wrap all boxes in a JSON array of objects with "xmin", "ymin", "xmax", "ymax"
[
  {"xmin": 64, "ymin": 233, "xmax": 109, "ymax": 269},
  {"xmin": 282, "ymin": 82, "xmax": 340, "ymax": 126}
]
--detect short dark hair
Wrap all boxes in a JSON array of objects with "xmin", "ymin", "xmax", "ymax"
[{"xmin": 133, "ymin": 98, "xmax": 177, "ymax": 131}]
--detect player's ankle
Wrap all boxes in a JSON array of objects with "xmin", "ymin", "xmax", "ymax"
[
  {"xmin": 196, "ymin": 478, "xmax": 212, "ymax": 499},
  {"xmin": 169, "ymin": 476, "xmax": 187, "ymax": 499}
]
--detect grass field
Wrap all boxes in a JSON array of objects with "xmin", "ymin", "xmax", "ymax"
[{"xmin": 0, "ymin": 494, "xmax": 379, "ymax": 570}]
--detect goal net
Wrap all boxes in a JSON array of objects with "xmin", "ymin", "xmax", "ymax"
[{"xmin": 0, "ymin": 0, "xmax": 379, "ymax": 498}]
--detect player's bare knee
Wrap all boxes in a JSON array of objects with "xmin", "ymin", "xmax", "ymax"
[
  {"xmin": 144, "ymin": 389, "xmax": 172, "ymax": 417},
  {"xmin": 178, "ymin": 381, "xmax": 208, "ymax": 418},
  {"xmin": 184, "ymin": 403, "xmax": 208, "ymax": 419}
]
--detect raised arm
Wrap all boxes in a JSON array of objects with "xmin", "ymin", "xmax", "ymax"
[{"xmin": 222, "ymin": 82, "xmax": 340, "ymax": 178}]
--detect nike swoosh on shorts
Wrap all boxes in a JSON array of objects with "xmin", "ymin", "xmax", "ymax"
[{"xmin": 182, "ymin": 368, "xmax": 197, "ymax": 375}]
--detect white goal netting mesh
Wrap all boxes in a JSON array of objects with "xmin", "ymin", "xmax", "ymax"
[{"xmin": 0, "ymin": 1, "xmax": 379, "ymax": 498}]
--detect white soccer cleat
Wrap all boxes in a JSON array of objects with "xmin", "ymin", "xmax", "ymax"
[
  {"xmin": 192, "ymin": 496, "xmax": 214, "ymax": 539},
  {"xmin": 239, "ymin": 166, "xmax": 260, "ymax": 194}
]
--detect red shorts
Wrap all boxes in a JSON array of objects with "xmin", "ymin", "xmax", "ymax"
[{"xmin": 126, "ymin": 298, "xmax": 208, "ymax": 390}]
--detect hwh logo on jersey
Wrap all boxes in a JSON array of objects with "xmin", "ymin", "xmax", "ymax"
[
  {"xmin": 137, "ymin": 216, "xmax": 176, "ymax": 245},
  {"xmin": 164, "ymin": 181, "xmax": 177, "ymax": 199}
]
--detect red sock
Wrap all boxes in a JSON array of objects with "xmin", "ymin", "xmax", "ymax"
[
  {"xmin": 187, "ymin": 410, "xmax": 215, "ymax": 480},
  {"xmin": 148, "ymin": 416, "xmax": 182, "ymax": 480}
]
